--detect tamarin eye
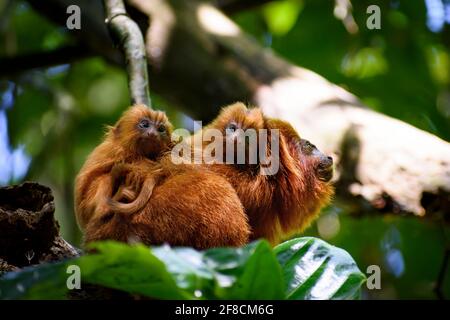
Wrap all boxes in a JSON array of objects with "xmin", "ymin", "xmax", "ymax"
[
  {"xmin": 139, "ymin": 119, "xmax": 150, "ymax": 129},
  {"xmin": 158, "ymin": 124, "xmax": 166, "ymax": 133},
  {"xmin": 226, "ymin": 122, "xmax": 238, "ymax": 132},
  {"xmin": 302, "ymin": 140, "xmax": 315, "ymax": 154}
]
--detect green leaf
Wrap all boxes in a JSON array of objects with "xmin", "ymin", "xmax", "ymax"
[
  {"xmin": 152, "ymin": 240, "xmax": 285, "ymax": 299},
  {"xmin": 262, "ymin": 0, "xmax": 303, "ymax": 36},
  {"xmin": 0, "ymin": 241, "xmax": 284, "ymax": 300},
  {"xmin": 0, "ymin": 241, "xmax": 187, "ymax": 300},
  {"xmin": 0, "ymin": 261, "xmax": 69, "ymax": 299},
  {"xmin": 1, "ymin": 238, "xmax": 363, "ymax": 300},
  {"xmin": 274, "ymin": 237, "xmax": 366, "ymax": 300},
  {"xmin": 340, "ymin": 47, "xmax": 388, "ymax": 79},
  {"xmin": 78, "ymin": 241, "xmax": 189, "ymax": 299}
]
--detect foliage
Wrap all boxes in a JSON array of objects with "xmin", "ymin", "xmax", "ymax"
[{"xmin": 0, "ymin": 238, "xmax": 365, "ymax": 300}]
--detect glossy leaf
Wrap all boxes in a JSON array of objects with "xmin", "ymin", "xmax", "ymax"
[
  {"xmin": 0, "ymin": 238, "xmax": 364, "ymax": 300},
  {"xmin": 0, "ymin": 260, "xmax": 68, "ymax": 299},
  {"xmin": 274, "ymin": 237, "xmax": 366, "ymax": 300},
  {"xmin": 152, "ymin": 240, "xmax": 285, "ymax": 299},
  {"xmin": 78, "ymin": 241, "xmax": 189, "ymax": 299}
]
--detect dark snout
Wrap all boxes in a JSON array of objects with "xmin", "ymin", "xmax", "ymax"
[
  {"xmin": 301, "ymin": 139, "xmax": 333, "ymax": 182},
  {"xmin": 316, "ymin": 154, "xmax": 333, "ymax": 182}
]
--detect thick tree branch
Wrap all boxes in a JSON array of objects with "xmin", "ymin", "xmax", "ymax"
[
  {"xmin": 24, "ymin": 0, "xmax": 450, "ymax": 219},
  {"xmin": 104, "ymin": 0, "xmax": 151, "ymax": 106},
  {"xmin": 0, "ymin": 45, "xmax": 92, "ymax": 77}
]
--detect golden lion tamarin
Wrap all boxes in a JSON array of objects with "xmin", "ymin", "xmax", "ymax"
[
  {"xmin": 74, "ymin": 104, "xmax": 173, "ymax": 230},
  {"xmin": 84, "ymin": 156, "xmax": 250, "ymax": 249},
  {"xmin": 78, "ymin": 102, "xmax": 332, "ymax": 248},
  {"xmin": 107, "ymin": 102, "xmax": 333, "ymax": 246},
  {"xmin": 194, "ymin": 102, "xmax": 334, "ymax": 244}
]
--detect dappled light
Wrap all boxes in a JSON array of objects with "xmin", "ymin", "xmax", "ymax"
[{"xmin": 197, "ymin": 3, "xmax": 240, "ymax": 36}]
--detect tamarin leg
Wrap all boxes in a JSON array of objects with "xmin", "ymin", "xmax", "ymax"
[{"xmin": 90, "ymin": 174, "xmax": 114, "ymax": 221}]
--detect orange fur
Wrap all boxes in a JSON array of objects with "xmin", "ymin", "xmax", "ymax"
[
  {"xmin": 195, "ymin": 102, "xmax": 335, "ymax": 244},
  {"xmin": 79, "ymin": 106, "xmax": 250, "ymax": 249},
  {"xmin": 77, "ymin": 102, "xmax": 331, "ymax": 249},
  {"xmin": 84, "ymin": 156, "xmax": 250, "ymax": 249},
  {"xmin": 74, "ymin": 104, "xmax": 173, "ymax": 230}
]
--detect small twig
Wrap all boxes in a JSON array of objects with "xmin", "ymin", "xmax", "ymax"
[{"xmin": 103, "ymin": 0, "xmax": 151, "ymax": 107}]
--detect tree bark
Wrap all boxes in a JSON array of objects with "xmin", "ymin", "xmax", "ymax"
[
  {"xmin": 21, "ymin": 0, "xmax": 450, "ymax": 219},
  {"xmin": 0, "ymin": 182, "xmax": 80, "ymax": 274}
]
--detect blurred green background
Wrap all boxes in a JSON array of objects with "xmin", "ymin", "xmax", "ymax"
[{"xmin": 0, "ymin": 0, "xmax": 449, "ymax": 299}]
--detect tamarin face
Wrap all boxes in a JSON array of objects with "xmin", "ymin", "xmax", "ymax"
[
  {"xmin": 208, "ymin": 102, "xmax": 265, "ymax": 134},
  {"xmin": 203, "ymin": 102, "xmax": 265, "ymax": 166},
  {"xmin": 299, "ymin": 139, "xmax": 333, "ymax": 182},
  {"xmin": 206, "ymin": 102, "xmax": 334, "ymax": 182},
  {"xmin": 113, "ymin": 104, "xmax": 173, "ymax": 159},
  {"xmin": 266, "ymin": 117, "xmax": 334, "ymax": 183}
]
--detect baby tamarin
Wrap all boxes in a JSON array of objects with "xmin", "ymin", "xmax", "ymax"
[
  {"xmin": 78, "ymin": 105, "xmax": 249, "ymax": 249},
  {"xmin": 74, "ymin": 104, "xmax": 173, "ymax": 230},
  {"xmin": 193, "ymin": 102, "xmax": 334, "ymax": 244}
]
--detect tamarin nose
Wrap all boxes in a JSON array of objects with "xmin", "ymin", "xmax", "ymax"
[
  {"xmin": 318, "ymin": 155, "xmax": 333, "ymax": 168},
  {"xmin": 146, "ymin": 128, "xmax": 157, "ymax": 137}
]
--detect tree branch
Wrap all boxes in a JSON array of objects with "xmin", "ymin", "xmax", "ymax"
[
  {"xmin": 0, "ymin": 45, "xmax": 92, "ymax": 76},
  {"xmin": 103, "ymin": 0, "xmax": 151, "ymax": 106}
]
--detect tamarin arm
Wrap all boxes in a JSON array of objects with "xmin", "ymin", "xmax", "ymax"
[{"xmin": 90, "ymin": 174, "xmax": 114, "ymax": 221}]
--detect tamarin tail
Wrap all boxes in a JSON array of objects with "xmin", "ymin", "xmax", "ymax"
[{"xmin": 107, "ymin": 177, "xmax": 156, "ymax": 216}]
